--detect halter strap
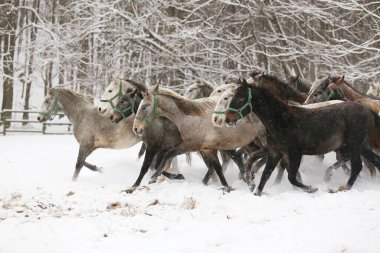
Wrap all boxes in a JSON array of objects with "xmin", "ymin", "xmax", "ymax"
[
  {"xmin": 213, "ymin": 88, "xmax": 253, "ymax": 119},
  {"xmin": 38, "ymin": 94, "xmax": 60, "ymax": 121},
  {"xmin": 100, "ymin": 81, "xmax": 123, "ymax": 109},
  {"xmin": 114, "ymin": 96, "xmax": 136, "ymax": 119},
  {"xmin": 135, "ymin": 95, "xmax": 158, "ymax": 127}
]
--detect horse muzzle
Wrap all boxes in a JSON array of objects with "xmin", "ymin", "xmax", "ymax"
[
  {"xmin": 110, "ymin": 111, "xmax": 123, "ymax": 124},
  {"xmin": 225, "ymin": 111, "xmax": 239, "ymax": 127}
]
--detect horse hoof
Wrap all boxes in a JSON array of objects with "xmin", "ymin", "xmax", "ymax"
[
  {"xmin": 122, "ymin": 187, "xmax": 137, "ymax": 194},
  {"xmin": 324, "ymin": 173, "xmax": 332, "ymax": 183},
  {"xmin": 149, "ymin": 178, "xmax": 157, "ymax": 184},
  {"xmin": 306, "ymin": 186, "xmax": 318, "ymax": 193},
  {"xmin": 254, "ymin": 190, "xmax": 262, "ymax": 196},
  {"xmin": 220, "ymin": 186, "xmax": 235, "ymax": 193},
  {"xmin": 249, "ymin": 183, "xmax": 256, "ymax": 192},
  {"xmin": 96, "ymin": 167, "xmax": 103, "ymax": 173},
  {"xmin": 174, "ymin": 174, "xmax": 185, "ymax": 180}
]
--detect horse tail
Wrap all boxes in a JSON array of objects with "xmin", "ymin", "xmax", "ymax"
[
  {"xmin": 367, "ymin": 110, "xmax": 380, "ymax": 151},
  {"xmin": 186, "ymin": 153, "xmax": 192, "ymax": 166},
  {"xmin": 138, "ymin": 143, "xmax": 146, "ymax": 159}
]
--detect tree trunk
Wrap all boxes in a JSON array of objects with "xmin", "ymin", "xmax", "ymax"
[{"xmin": 1, "ymin": 1, "xmax": 19, "ymax": 128}]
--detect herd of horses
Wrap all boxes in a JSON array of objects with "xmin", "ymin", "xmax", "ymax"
[{"xmin": 37, "ymin": 72, "xmax": 380, "ymax": 195}]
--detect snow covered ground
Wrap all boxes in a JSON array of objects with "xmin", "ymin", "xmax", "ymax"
[{"xmin": 0, "ymin": 134, "xmax": 379, "ymax": 253}]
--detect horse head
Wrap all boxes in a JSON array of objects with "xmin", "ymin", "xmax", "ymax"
[
  {"xmin": 211, "ymin": 83, "xmax": 238, "ymax": 127},
  {"xmin": 225, "ymin": 78, "xmax": 253, "ymax": 127},
  {"xmin": 133, "ymin": 83, "xmax": 160, "ymax": 136},
  {"xmin": 37, "ymin": 88, "xmax": 62, "ymax": 122}
]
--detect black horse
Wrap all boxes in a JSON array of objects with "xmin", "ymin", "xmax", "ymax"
[{"xmin": 225, "ymin": 78, "xmax": 380, "ymax": 195}]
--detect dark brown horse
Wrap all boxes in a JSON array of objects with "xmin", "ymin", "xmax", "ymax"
[{"xmin": 225, "ymin": 79, "xmax": 380, "ymax": 195}]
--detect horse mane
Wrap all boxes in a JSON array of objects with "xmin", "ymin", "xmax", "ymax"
[
  {"xmin": 123, "ymin": 79, "xmax": 147, "ymax": 92},
  {"xmin": 253, "ymin": 72, "xmax": 306, "ymax": 102},
  {"xmin": 51, "ymin": 88, "xmax": 93, "ymax": 104},
  {"xmin": 198, "ymin": 82, "xmax": 214, "ymax": 96},
  {"xmin": 156, "ymin": 87, "xmax": 215, "ymax": 115}
]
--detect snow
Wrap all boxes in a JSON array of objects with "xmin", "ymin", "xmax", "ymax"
[{"xmin": 1, "ymin": 134, "xmax": 380, "ymax": 253}]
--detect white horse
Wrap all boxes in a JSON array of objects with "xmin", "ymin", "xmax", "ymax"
[{"xmin": 366, "ymin": 82, "xmax": 380, "ymax": 98}]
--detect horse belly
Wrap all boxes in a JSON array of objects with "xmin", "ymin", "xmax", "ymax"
[{"xmin": 301, "ymin": 133, "xmax": 343, "ymax": 155}]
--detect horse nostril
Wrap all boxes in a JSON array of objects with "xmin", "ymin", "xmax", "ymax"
[
  {"xmin": 98, "ymin": 107, "xmax": 101, "ymax": 112},
  {"xmin": 37, "ymin": 116, "xmax": 41, "ymax": 121},
  {"xmin": 110, "ymin": 114, "xmax": 114, "ymax": 121},
  {"xmin": 133, "ymin": 127, "xmax": 137, "ymax": 132},
  {"xmin": 213, "ymin": 116, "xmax": 217, "ymax": 123}
]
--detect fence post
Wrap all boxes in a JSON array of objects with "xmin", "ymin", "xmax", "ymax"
[
  {"xmin": 42, "ymin": 123, "xmax": 46, "ymax": 134},
  {"xmin": 3, "ymin": 119, "xmax": 6, "ymax": 136}
]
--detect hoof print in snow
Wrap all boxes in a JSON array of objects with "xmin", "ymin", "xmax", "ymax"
[
  {"xmin": 182, "ymin": 197, "xmax": 197, "ymax": 210},
  {"xmin": 148, "ymin": 199, "xmax": 159, "ymax": 206},
  {"xmin": 106, "ymin": 202, "xmax": 122, "ymax": 210},
  {"xmin": 66, "ymin": 191, "xmax": 75, "ymax": 197}
]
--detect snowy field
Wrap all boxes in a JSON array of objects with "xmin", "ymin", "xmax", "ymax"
[{"xmin": 0, "ymin": 134, "xmax": 380, "ymax": 253}]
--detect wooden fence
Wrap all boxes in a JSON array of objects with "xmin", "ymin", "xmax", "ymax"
[{"xmin": 0, "ymin": 110, "xmax": 72, "ymax": 135}]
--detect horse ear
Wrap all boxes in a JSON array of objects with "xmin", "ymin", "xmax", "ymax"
[
  {"xmin": 254, "ymin": 72, "xmax": 264, "ymax": 81},
  {"xmin": 130, "ymin": 88, "xmax": 138, "ymax": 97},
  {"xmin": 242, "ymin": 78, "xmax": 249, "ymax": 86},
  {"xmin": 337, "ymin": 75, "xmax": 345, "ymax": 86},
  {"xmin": 151, "ymin": 83, "xmax": 160, "ymax": 95},
  {"xmin": 198, "ymin": 81, "xmax": 205, "ymax": 86},
  {"xmin": 295, "ymin": 75, "xmax": 299, "ymax": 81},
  {"xmin": 371, "ymin": 83, "xmax": 375, "ymax": 89}
]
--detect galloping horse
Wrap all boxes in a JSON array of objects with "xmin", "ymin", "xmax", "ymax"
[
  {"xmin": 132, "ymin": 84, "xmax": 268, "ymax": 191},
  {"xmin": 37, "ymin": 88, "xmax": 141, "ymax": 181},
  {"xmin": 225, "ymin": 79, "xmax": 380, "ymax": 195}
]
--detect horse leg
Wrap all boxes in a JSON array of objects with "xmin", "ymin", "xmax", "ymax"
[
  {"xmin": 245, "ymin": 148, "xmax": 267, "ymax": 184},
  {"xmin": 324, "ymin": 158, "xmax": 349, "ymax": 182},
  {"xmin": 72, "ymin": 145, "xmax": 95, "ymax": 181},
  {"xmin": 342, "ymin": 153, "xmax": 363, "ymax": 191},
  {"xmin": 360, "ymin": 148, "xmax": 380, "ymax": 178},
  {"xmin": 83, "ymin": 162, "xmax": 102, "ymax": 173},
  {"xmin": 287, "ymin": 153, "xmax": 318, "ymax": 193},
  {"xmin": 200, "ymin": 149, "xmax": 231, "ymax": 191},
  {"xmin": 225, "ymin": 150, "xmax": 246, "ymax": 180},
  {"xmin": 129, "ymin": 147, "xmax": 158, "ymax": 190},
  {"xmin": 149, "ymin": 144, "xmax": 188, "ymax": 184},
  {"xmin": 362, "ymin": 157, "xmax": 376, "ymax": 179},
  {"xmin": 274, "ymin": 158, "xmax": 287, "ymax": 184},
  {"xmin": 255, "ymin": 151, "xmax": 282, "ymax": 196},
  {"xmin": 161, "ymin": 156, "xmax": 185, "ymax": 180},
  {"xmin": 210, "ymin": 150, "xmax": 231, "ymax": 184}
]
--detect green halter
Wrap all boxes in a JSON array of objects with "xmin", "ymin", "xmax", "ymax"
[
  {"xmin": 38, "ymin": 94, "xmax": 60, "ymax": 120},
  {"xmin": 100, "ymin": 81, "xmax": 123, "ymax": 109},
  {"xmin": 114, "ymin": 96, "xmax": 136, "ymax": 119},
  {"xmin": 213, "ymin": 88, "xmax": 253, "ymax": 119},
  {"xmin": 325, "ymin": 88, "xmax": 337, "ymax": 101},
  {"xmin": 135, "ymin": 95, "xmax": 158, "ymax": 127}
]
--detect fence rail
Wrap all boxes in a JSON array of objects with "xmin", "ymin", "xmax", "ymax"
[{"xmin": 1, "ymin": 110, "xmax": 72, "ymax": 135}]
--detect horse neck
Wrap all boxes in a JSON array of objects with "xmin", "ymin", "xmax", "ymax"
[
  {"xmin": 341, "ymin": 81, "xmax": 367, "ymax": 101},
  {"xmin": 155, "ymin": 95, "xmax": 184, "ymax": 126},
  {"xmin": 56, "ymin": 90, "xmax": 91, "ymax": 122},
  {"xmin": 251, "ymin": 89, "xmax": 290, "ymax": 133},
  {"xmin": 266, "ymin": 79, "xmax": 306, "ymax": 103}
]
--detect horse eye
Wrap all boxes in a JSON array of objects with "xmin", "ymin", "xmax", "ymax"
[
  {"xmin": 224, "ymin": 97, "xmax": 228, "ymax": 100},
  {"xmin": 108, "ymin": 90, "xmax": 112, "ymax": 93},
  {"xmin": 218, "ymin": 90, "xmax": 221, "ymax": 92}
]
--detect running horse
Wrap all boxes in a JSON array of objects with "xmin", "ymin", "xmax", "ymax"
[
  {"xmin": 225, "ymin": 79, "xmax": 380, "ymax": 195},
  {"xmin": 37, "ymin": 88, "xmax": 141, "ymax": 181}
]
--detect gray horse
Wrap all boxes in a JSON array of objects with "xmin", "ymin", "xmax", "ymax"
[{"xmin": 37, "ymin": 88, "xmax": 141, "ymax": 181}]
